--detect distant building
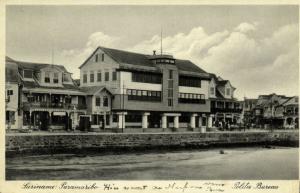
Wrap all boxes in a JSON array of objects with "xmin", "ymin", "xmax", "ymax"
[
  {"xmin": 243, "ymin": 93, "xmax": 298, "ymax": 129},
  {"xmin": 208, "ymin": 74, "xmax": 243, "ymax": 128},
  {"xmin": 5, "ymin": 57, "xmax": 87, "ymax": 131},
  {"xmin": 242, "ymin": 98, "xmax": 258, "ymax": 127}
]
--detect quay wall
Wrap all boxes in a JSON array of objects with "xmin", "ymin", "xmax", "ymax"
[{"xmin": 6, "ymin": 131, "xmax": 299, "ymax": 156}]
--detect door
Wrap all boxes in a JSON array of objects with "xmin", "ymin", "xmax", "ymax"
[{"xmin": 79, "ymin": 116, "xmax": 91, "ymax": 131}]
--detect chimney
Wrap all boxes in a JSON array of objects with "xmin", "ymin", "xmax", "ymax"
[{"xmin": 153, "ymin": 50, "xmax": 156, "ymax": 55}]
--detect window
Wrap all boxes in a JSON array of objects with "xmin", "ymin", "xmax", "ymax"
[
  {"xmin": 24, "ymin": 70, "xmax": 33, "ymax": 78},
  {"xmin": 179, "ymin": 76, "xmax": 201, "ymax": 87},
  {"xmin": 83, "ymin": 72, "xmax": 87, "ymax": 83},
  {"xmin": 168, "ymin": 99, "xmax": 173, "ymax": 107},
  {"xmin": 63, "ymin": 73, "xmax": 70, "ymax": 82},
  {"xmin": 167, "ymin": 70, "xmax": 174, "ymax": 106},
  {"xmin": 102, "ymin": 53, "xmax": 105, "ymax": 61},
  {"xmin": 6, "ymin": 111, "xmax": 15, "ymax": 124},
  {"xmin": 7, "ymin": 90, "xmax": 13, "ymax": 96},
  {"xmin": 45, "ymin": 71, "xmax": 50, "ymax": 83},
  {"xmin": 210, "ymin": 87, "xmax": 215, "ymax": 95},
  {"xmin": 103, "ymin": 97, "xmax": 108, "ymax": 107},
  {"xmin": 126, "ymin": 89, "xmax": 132, "ymax": 95},
  {"xmin": 168, "ymin": 70, "xmax": 173, "ymax": 79},
  {"xmin": 97, "ymin": 71, "xmax": 101, "ymax": 82},
  {"xmin": 105, "ymin": 72, "xmax": 109, "ymax": 81},
  {"xmin": 127, "ymin": 89, "xmax": 161, "ymax": 102},
  {"xmin": 96, "ymin": 97, "xmax": 101, "ymax": 106},
  {"xmin": 53, "ymin": 73, "xmax": 59, "ymax": 83},
  {"xmin": 112, "ymin": 71, "xmax": 117, "ymax": 81},
  {"xmin": 226, "ymin": 88, "xmax": 231, "ymax": 96},
  {"xmin": 90, "ymin": 71, "xmax": 94, "ymax": 82},
  {"xmin": 178, "ymin": 92, "xmax": 205, "ymax": 104},
  {"xmin": 132, "ymin": 72, "xmax": 162, "ymax": 84},
  {"xmin": 95, "ymin": 54, "xmax": 98, "ymax": 62},
  {"xmin": 168, "ymin": 90, "xmax": 173, "ymax": 97}
]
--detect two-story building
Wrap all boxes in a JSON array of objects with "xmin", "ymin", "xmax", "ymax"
[
  {"xmin": 79, "ymin": 47, "xmax": 212, "ymax": 131},
  {"xmin": 208, "ymin": 74, "xmax": 242, "ymax": 128},
  {"xmin": 250, "ymin": 93, "xmax": 298, "ymax": 129},
  {"xmin": 6, "ymin": 57, "xmax": 87, "ymax": 131}
]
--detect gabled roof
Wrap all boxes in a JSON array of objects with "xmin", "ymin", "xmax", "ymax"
[
  {"xmin": 79, "ymin": 46, "xmax": 207, "ymax": 74},
  {"xmin": 16, "ymin": 60, "xmax": 68, "ymax": 72},
  {"xmin": 79, "ymin": 86, "xmax": 113, "ymax": 95}
]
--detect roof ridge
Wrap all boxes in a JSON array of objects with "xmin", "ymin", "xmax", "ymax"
[{"xmin": 99, "ymin": 46, "xmax": 150, "ymax": 57}]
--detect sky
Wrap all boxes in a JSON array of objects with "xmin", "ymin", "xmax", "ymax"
[{"xmin": 6, "ymin": 5, "xmax": 299, "ymax": 99}]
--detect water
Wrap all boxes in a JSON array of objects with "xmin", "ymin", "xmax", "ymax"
[{"xmin": 6, "ymin": 147, "xmax": 298, "ymax": 180}]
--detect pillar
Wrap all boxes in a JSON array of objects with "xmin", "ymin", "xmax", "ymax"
[
  {"xmin": 198, "ymin": 116, "xmax": 202, "ymax": 127},
  {"xmin": 283, "ymin": 118, "xmax": 287, "ymax": 129},
  {"xmin": 208, "ymin": 115, "xmax": 213, "ymax": 128},
  {"xmin": 162, "ymin": 114, "xmax": 167, "ymax": 129},
  {"xmin": 117, "ymin": 112, "xmax": 127, "ymax": 129},
  {"xmin": 174, "ymin": 115, "xmax": 179, "ymax": 129},
  {"xmin": 142, "ymin": 112, "xmax": 150, "ymax": 129},
  {"xmin": 103, "ymin": 112, "xmax": 107, "ymax": 128},
  {"xmin": 190, "ymin": 114, "xmax": 197, "ymax": 128},
  {"xmin": 109, "ymin": 113, "xmax": 113, "ymax": 128}
]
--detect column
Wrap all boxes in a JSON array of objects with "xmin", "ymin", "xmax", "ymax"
[
  {"xmin": 190, "ymin": 114, "xmax": 197, "ymax": 128},
  {"xmin": 117, "ymin": 112, "xmax": 127, "ymax": 129},
  {"xmin": 109, "ymin": 113, "xmax": 113, "ymax": 128},
  {"xmin": 142, "ymin": 112, "xmax": 150, "ymax": 129},
  {"xmin": 198, "ymin": 116, "xmax": 202, "ymax": 128},
  {"xmin": 174, "ymin": 115, "xmax": 179, "ymax": 129},
  {"xmin": 283, "ymin": 118, "xmax": 287, "ymax": 129},
  {"xmin": 118, "ymin": 114, "xmax": 122, "ymax": 129},
  {"xmin": 103, "ymin": 112, "xmax": 107, "ymax": 129},
  {"xmin": 162, "ymin": 114, "xmax": 167, "ymax": 129},
  {"xmin": 208, "ymin": 115, "xmax": 213, "ymax": 128}
]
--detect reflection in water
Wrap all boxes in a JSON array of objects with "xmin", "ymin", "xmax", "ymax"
[{"xmin": 6, "ymin": 147, "xmax": 298, "ymax": 180}]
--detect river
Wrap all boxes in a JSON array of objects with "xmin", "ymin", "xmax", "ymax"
[{"xmin": 6, "ymin": 147, "xmax": 298, "ymax": 180}]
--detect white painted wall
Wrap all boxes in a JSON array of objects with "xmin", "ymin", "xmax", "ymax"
[
  {"xmin": 178, "ymin": 80, "xmax": 210, "ymax": 99},
  {"xmin": 5, "ymin": 83, "xmax": 20, "ymax": 129},
  {"xmin": 119, "ymin": 71, "xmax": 162, "ymax": 94},
  {"xmin": 209, "ymin": 79, "xmax": 216, "ymax": 98},
  {"xmin": 80, "ymin": 48, "xmax": 120, "ymax": 92},
  {"xmin": 39, "ymin": 67, "xmax": 64, "ymax": 87}
]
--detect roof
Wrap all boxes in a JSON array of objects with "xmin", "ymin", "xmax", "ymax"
[
  {"xmin": 74, "ymin": 79, "xmax": 80, "ymax": 86},
  {"xmin": 217, "ymin": 80, "xmax": 229, "ymax": 86},
  {"xmin": 5, "ymin": 56, "xmax": 20, "ymax": 83},
  {"xmin": 79, "ymin": 86, "xmax": 112, "ymax": 95},
  {"xmin": 80, "ymin": 46, "xmax": 207, "ymax": 74},
  {"xmin": 16, "ymin": 60, "xmax": 68, "ymax": 72}
]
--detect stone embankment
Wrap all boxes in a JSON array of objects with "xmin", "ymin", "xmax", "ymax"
[{"xmin": 6, "ymin": 131, "xmax": 299, "ymax": 156}]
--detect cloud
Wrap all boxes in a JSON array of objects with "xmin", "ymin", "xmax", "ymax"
[
  {"xmin": 234, "ymin": 22, "xmax": 257, "ymax": 33},
  {"xmin": 59, "ymin": 32, "xmax": 121, "ymax": 77},
  {"xmin": 61, "ymin": 22, "xmax": 298, "ymax": 99}
]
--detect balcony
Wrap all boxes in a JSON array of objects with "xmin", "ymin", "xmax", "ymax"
[
  {"xmin": 22, "ymin": 102, "xmax": 87, "ymax": 111},
  {"xmin": 211, "ymin": 107, "xmax": 242, "ymax": 113}
]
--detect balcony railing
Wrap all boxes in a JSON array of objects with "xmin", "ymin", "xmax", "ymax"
[{"xmin": 22, "ymin": 102, "xmax": 87, "ymax": 110}]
